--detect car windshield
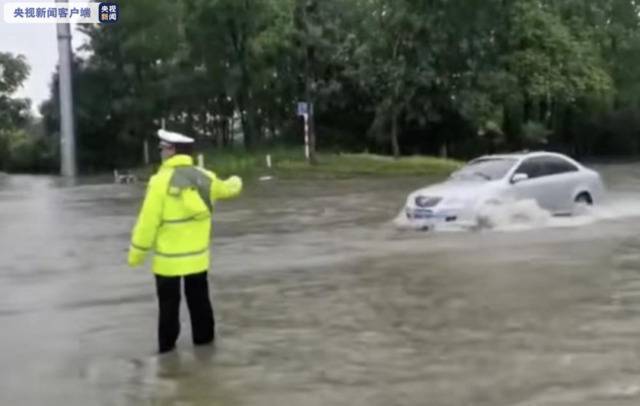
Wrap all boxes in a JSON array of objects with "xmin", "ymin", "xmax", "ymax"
[{"xmin": 451, "ymin": 158, "xmax": 518, "ymax": 181}]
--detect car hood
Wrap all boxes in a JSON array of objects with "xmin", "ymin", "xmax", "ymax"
[{"xmin": 407, "ymin": 179, "xmax": 502, "ymax": 206}]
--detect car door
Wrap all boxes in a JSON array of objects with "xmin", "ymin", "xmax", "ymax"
[
  {"xmin": 538, "ymin": 156, "xmax": 580, "ymax": 213},
  {"xmin": 511, "ymin": 157, "xmax": 554, "ymax": 211}
]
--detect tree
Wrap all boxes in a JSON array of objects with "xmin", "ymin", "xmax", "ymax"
[
  {"xmin": 185, "ymin": 0, "xmax": 296, "ymax": 149},
  {"xmin": 35, "ymin": 0, "xmax": 640, "ymax": 168},
  {"xmin": 0, "ymin": 52, "xmax": 30, "ymax": 131},
  {"xmin": 0, "ymin": 52, "xmax": 32, "ymax": 171}
]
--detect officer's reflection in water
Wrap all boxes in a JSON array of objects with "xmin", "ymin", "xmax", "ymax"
[{"xmin": 128, "ymin": 129, "xmax": 243, "ymax": 354}]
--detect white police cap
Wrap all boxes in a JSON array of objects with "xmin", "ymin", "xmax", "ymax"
[{"xmin": 157, "ymin": 129, "xmax": 194, "ymax": 144}]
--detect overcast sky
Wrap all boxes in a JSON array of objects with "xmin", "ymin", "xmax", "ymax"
[{"xmin": 0, "ymin": 1, "xmax": 88, "ymax": 114}]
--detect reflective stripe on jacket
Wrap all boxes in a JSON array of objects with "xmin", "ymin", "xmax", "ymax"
[{"xmin": 128, "ymin": 154, "xmax": 242, "ymax": 276}]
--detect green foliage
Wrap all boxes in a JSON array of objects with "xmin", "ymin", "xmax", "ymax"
[
  {"xmin": 0, "ymin": 52, "xmax": 29, "ymax": 95},
  {"xmin": 276, "ymin": 153, "xmax": 462, "ymax": 177},
  {"xmin": 0, "ymin": 129, "xmax": 57, "ymax": 173},
  {"xmin": 521, "ymin": 121, "xmax": 552, "ymax": 144},
  {"xmin": 32, "ymin": 0, "xmax": 640, "ymax": 173},
  {"xmin": 0, "ymin": 52, "xmax": 31, "ymax": 131},
  {"xmin": 0, "ymin": 52, "xmax": 55, "ymax": 173},
  {"xmin": 198, "ymin": 146, "xmax": 462, "ymax": 177}
]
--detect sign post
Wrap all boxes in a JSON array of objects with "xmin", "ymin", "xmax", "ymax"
[{"xmin": 297, "ymin": 102, "xmax": 312, "ymax": 162}]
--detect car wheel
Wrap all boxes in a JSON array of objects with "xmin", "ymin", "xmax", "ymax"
[{"xmin": 573, "ymin": 192, "xmax": 593, "ymax": 215}]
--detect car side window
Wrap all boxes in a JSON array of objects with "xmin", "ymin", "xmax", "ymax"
[
  {"xmin": 542, "ymin": 157, "xmax": 579, "ymax": 176},
  {"xmin": 514, "ymin": 158, "xmax": 544, "ymax": 179}
]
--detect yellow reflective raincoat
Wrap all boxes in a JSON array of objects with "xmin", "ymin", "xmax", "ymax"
[{"xmin": 127, "ymin": 155, "xmax": 242, "ymax": 276}]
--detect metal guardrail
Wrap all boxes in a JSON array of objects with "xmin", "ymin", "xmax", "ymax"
[{"xmin": 113, "ymin": 169, "xmax": 137, "ymax": 184}]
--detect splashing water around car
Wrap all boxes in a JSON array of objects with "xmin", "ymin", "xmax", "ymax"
[{"xmin": 396, "ymin": 151, "xmax": 610, "ymax": 232}]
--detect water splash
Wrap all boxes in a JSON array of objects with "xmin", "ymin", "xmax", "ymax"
[
  {"xmin": 393, "ymin": 193, "xmax": 640, "ymax": 233},
  {"xmin": 475, "ymin": 199, "xmax": 551, "ymax": 231}
]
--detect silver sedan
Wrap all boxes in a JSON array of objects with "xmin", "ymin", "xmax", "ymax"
[{"xmin": 404, "ymin": 152, "xmax": 606, "ymax": 230}]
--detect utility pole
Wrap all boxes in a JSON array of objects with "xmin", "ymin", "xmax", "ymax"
[{"xmin": 56, "ymin": 0, "xmax": 77, "ymax": 177}]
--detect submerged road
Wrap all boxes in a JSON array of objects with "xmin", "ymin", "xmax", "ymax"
[{"xmin": 2, "ymin": 164, "xmax": 640, "ymax": 405}]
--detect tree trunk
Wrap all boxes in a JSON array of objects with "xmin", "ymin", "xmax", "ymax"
[
  {"xmin": 389, "ymin": 35, "xmax": 403, "ymax": 160},
  {"xmin": 238, "ymin": 91, "xmax": 257, "ymax": 150},
  {"xmin": 186, "ymin": 109, "xmax": 196, "ymax": 142},
  {"xmin": 231, "ymin": 22, "xmax": 257, "ymax": 151},
  {"xmin": 439, "ymin": 143, "xmax": 448, "ymax": 158},
  {"xmin": 216, "ymin": 118, "xmax": 224, "ymax": 148},
  {"xmin": 268, "ymin": 114, "xmax": 277, "ymax": 142},
  {"xmin": 227, "ymin": 115, "xmax": 235, "ymax": 147},
  {"xmin": 523, "ymin": 96, "xmax": 532, "ymax": 123},
  {"xmin": 391, "ymin": 109, "xmax": 400, "ymax": 159},
  {"xmin": 221, "ymin": 117, "xmax": 229, "ymax": 147}
]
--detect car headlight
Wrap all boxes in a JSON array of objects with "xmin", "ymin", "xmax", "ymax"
[{"xmin": 414, "ymin": 195, "xmax": 442, "ymax": 208}]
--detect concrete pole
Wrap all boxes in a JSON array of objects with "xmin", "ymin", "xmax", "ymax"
[{"xmin": 56, "ymin": 0, "xmax": 77, "ymax": 177}]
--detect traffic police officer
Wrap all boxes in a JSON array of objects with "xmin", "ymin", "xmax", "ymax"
[{"xmin": 128, "ymin": 129, "xmax": 242, "ymax": 353}]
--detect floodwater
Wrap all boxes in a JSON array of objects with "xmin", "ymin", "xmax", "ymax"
[{"xmin": 3, "ymin": 164, "xmax": 640, "ymax": 405}]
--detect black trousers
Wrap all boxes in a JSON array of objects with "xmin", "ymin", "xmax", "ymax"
[{"xmin": 155, "ymin": 271, "xmax": 215, "ymax": 353}]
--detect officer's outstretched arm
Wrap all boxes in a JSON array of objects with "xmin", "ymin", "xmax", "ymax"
[
  {"xmin": 128, "ymin": 176, "xmax": 163, "ymax": 267},
  {"xmin": 209, "ymin": 172, "xmax": 243, "ymax": 201}
]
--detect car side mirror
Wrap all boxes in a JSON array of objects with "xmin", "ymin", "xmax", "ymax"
[{"xmin": 511, "ymin": 173, "xmax": 529, "ymax": 184}]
